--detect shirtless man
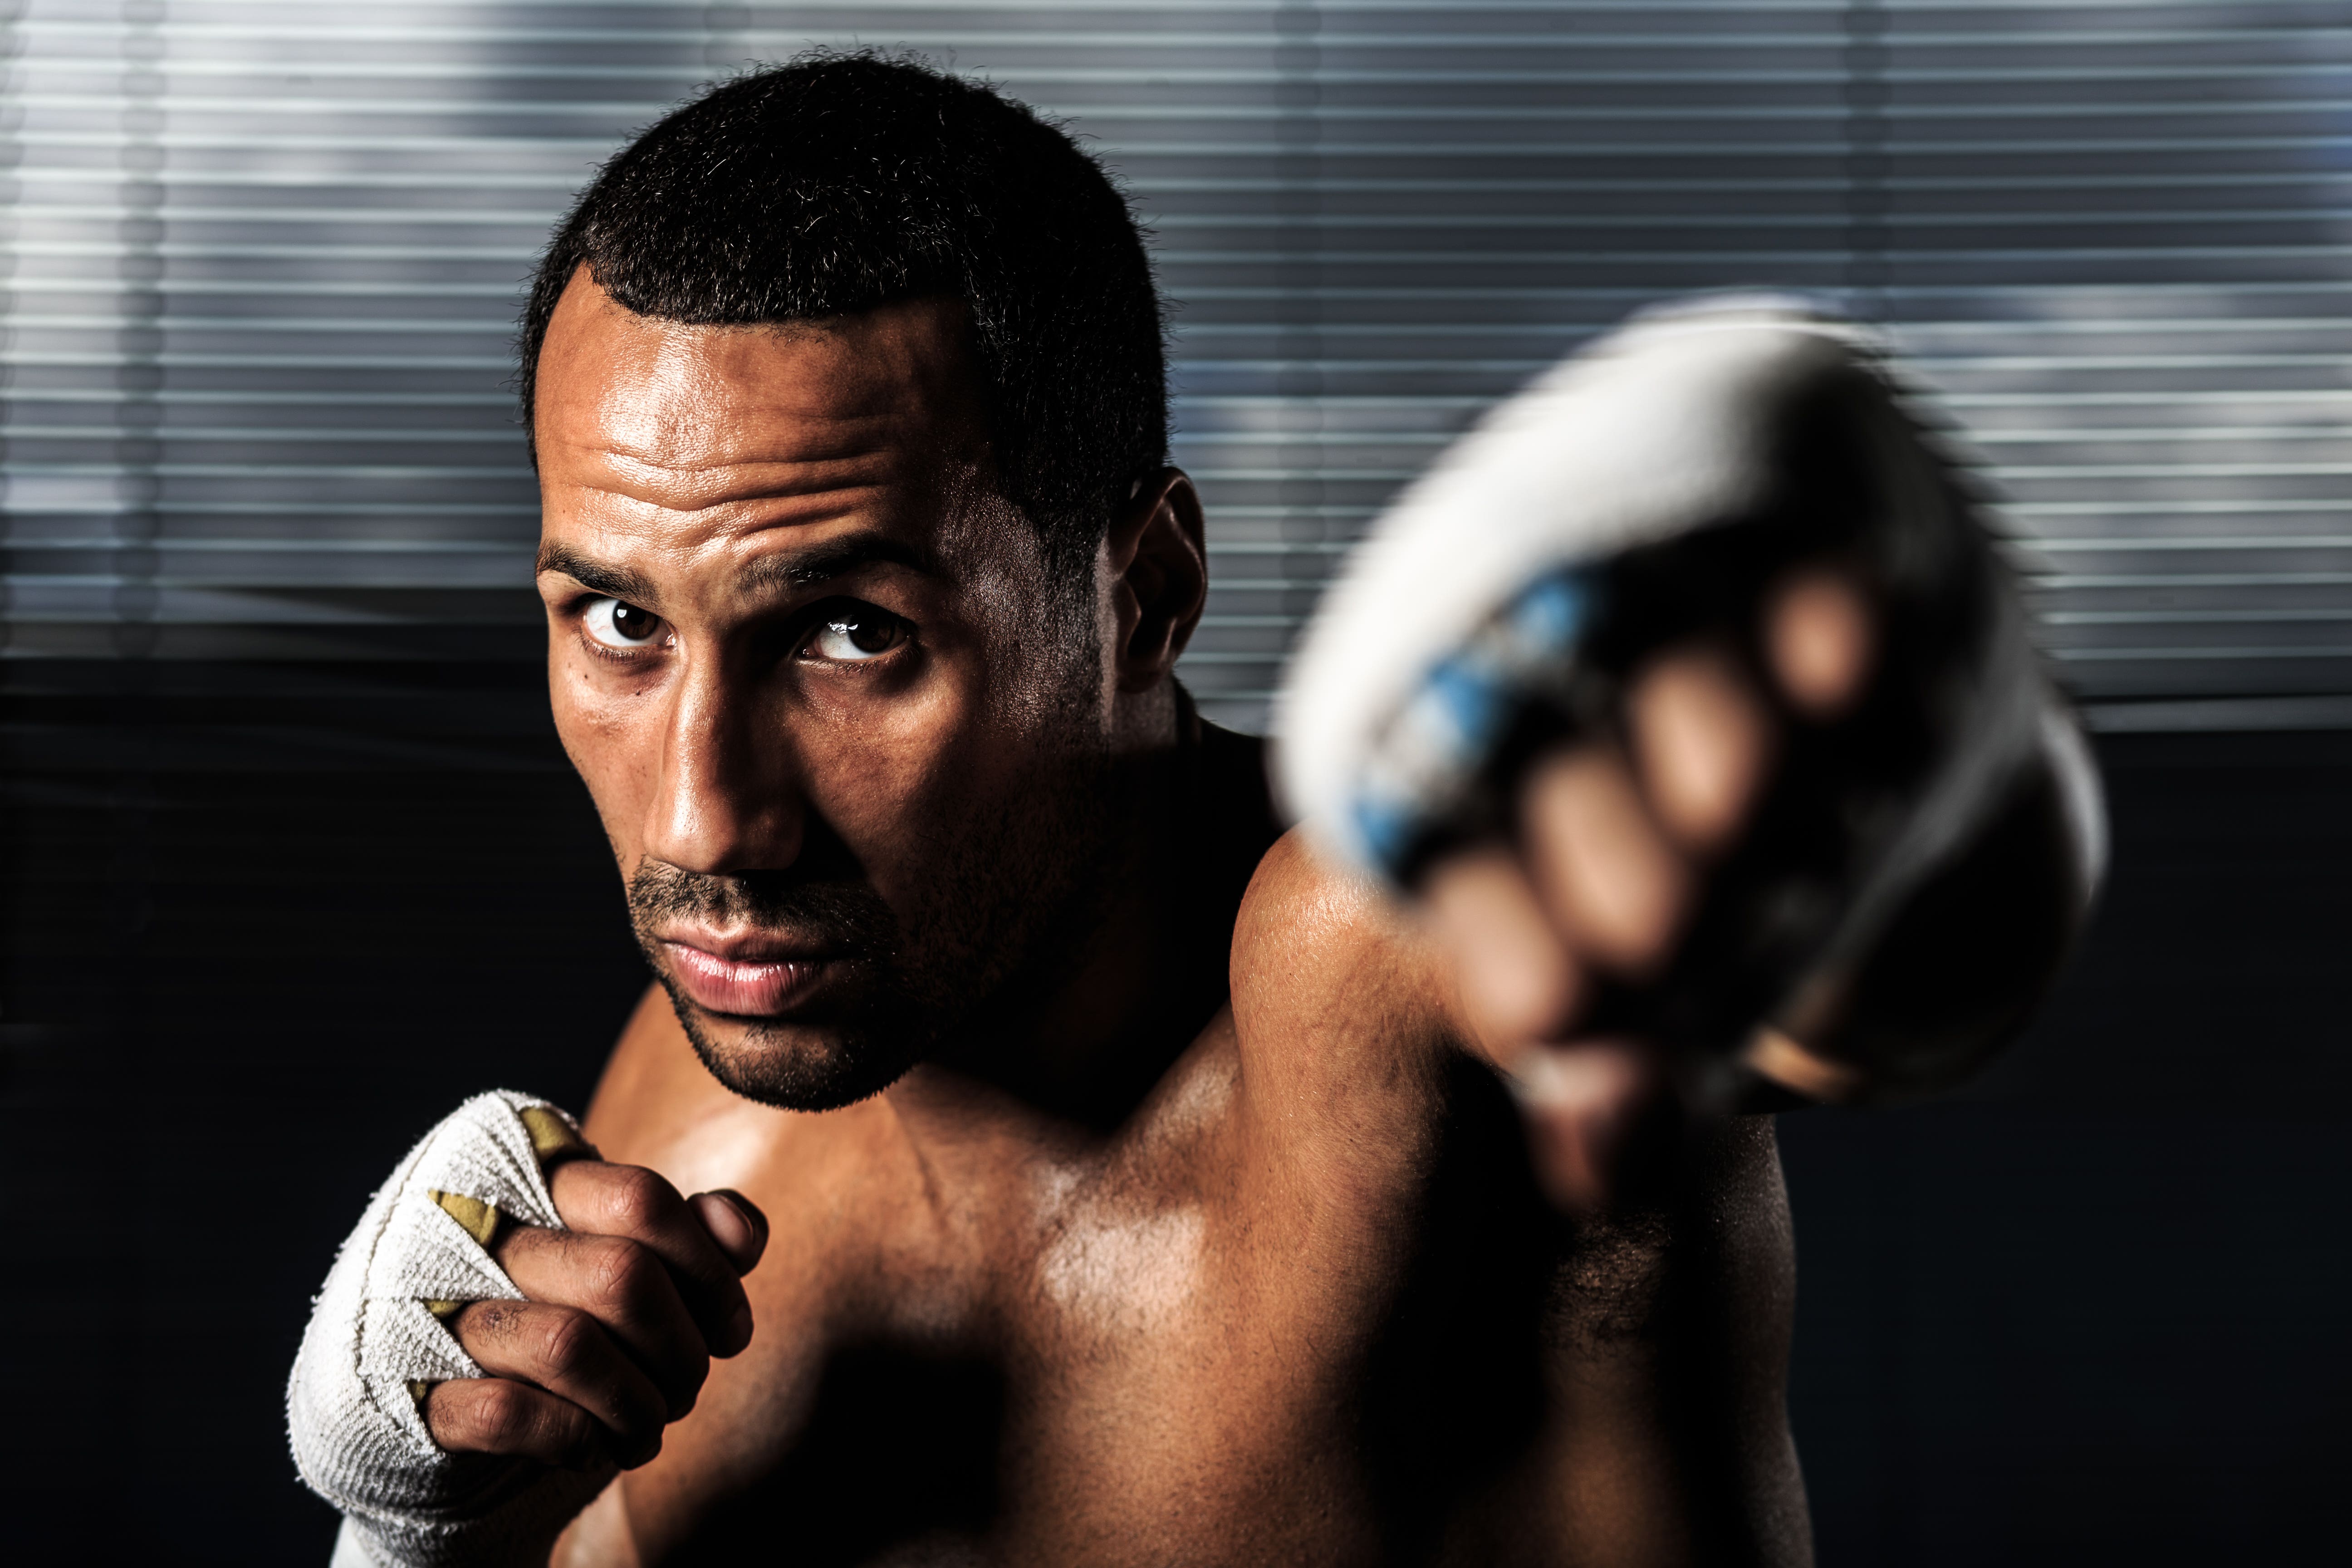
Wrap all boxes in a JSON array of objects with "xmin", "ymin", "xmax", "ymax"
[{"xmin": 289, "ymin": 56, "xmax": 2098, "ymax": 1567}]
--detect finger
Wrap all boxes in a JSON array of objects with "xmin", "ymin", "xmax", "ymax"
[
  {"xmin": 1424, "ymin": 846, "xmax": 1583, "ymax": 1048},
  {"xmin": 1765, "ymin": 567, "xmax": 1875, "ymax": 719},
  {"xmin": 1507, "ymin": 1040, "xmax": 1654, "ymax": 1212},
  {"xmin": 689, "ymin": 1189, "xmax": 769, "ymax": 1277},
  {"xmin": 451, "ymin": 1298, "xmax": 671, "ymax": 1467},
  {"xmin": 423, "ymin": 1375, "xmax": 616, "ymax": 1472},
  {"xmin": 1520, "ymin": 745, "xmax": 1692, "ymax": 977},
  {"xmin": 1626, "ymin": 644, "xmax": 1776, "ymax": 856},
  {"xmin": 546, "ymin": 1162, "xmax": 756, "ymax": 1358},
  {"xmin": 496, "ymin": 1225, "xmax": 713, "ymax": 1413}
]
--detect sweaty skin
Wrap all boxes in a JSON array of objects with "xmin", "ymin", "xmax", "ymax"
[
  {"xmin": 571, "ymin": 837, "xmax": 1805, "ymax": 1568},
  {"xmin": 507, "ymin": 274, "xmax": 1817, "ymax": 1566}
]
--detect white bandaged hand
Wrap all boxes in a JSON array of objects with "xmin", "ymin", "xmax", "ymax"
[
  {"xmin": 1280, "ymin": 296, "xmax": 2047, "ymax": 885},
  {"xmin": 288, "ymin": 1091, "xmax": 608, "ymax": 1568},
  {"xmin": 1277, "ymin": 295, "xmax": 2104, "ymax": 1098}
]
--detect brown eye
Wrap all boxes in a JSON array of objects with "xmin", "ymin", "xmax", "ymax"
[
  {"xmin": 804, "ymin": 604, "xmax": 909, "ymax": 662},
  {"xmin": 584, "ymin": 596, "xmax": 664, "ymax": 650}
]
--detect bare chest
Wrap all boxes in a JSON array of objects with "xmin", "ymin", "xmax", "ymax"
[{"xmin": 618, "ymin": 1052, "xmax": 1567, "ymax": 1567}]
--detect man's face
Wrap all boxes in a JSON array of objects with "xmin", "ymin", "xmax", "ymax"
[{"xmin": 534, "ymin": 275, "xmax": 1113, "ymax": 1109}]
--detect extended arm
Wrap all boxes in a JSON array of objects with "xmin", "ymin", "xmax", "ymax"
[
  {"xmin": 1223, "ymin": 835, "xmax": 1813, "ymax": 1567},
  {"xmin": 1276, "ymin": 302, "xmax": 2104, "ymax": 1201},
  {"xmin": 1522, "ymin": 1117, "xmax": 1810, "ymax": 1568}
]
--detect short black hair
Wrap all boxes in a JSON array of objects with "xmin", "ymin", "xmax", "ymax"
[{"xmin": 519, "ymin": 52, "xmax": 1169, "ymax": 572}]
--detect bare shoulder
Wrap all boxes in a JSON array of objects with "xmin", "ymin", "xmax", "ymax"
[
  {"xmin": 1225, "ymin": 833, "xmax": 1794, "ymax": 1331},
  {"xmin": 1230, "ymin": 830, "xmax": 1456, "ymax": 1048},
  {"xmin": 1224, "ymin": 830, "xmax": 1470, "ymax": 1167}
]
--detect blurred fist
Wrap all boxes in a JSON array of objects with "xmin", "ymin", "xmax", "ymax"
[
  {"xmin": 1424, "ymin": 565, "xmax": 1876, "ymax": 1209},
  {"xmin": 1277, "ymin": 304, "xmax": 2092, "ymax": 1213}
]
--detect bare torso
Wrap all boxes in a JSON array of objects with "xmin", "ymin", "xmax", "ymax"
[{"xmin": 565, "ymin": 791, "xmax": 1809, "ymax": 1567}]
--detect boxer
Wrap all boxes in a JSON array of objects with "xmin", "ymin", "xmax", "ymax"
[{"xmin": 290, "ymin": 54, "xmax": 2100, "ymax": 1567}]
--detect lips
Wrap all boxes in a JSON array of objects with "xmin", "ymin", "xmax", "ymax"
[{"xmin": 659, "ymin": 936, "xmax": 837, "ymax": 1017}]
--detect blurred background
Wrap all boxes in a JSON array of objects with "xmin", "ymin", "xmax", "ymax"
[{"xmin": 2, "ymin": 2, "xmax": 2346, "ymax": 1560}]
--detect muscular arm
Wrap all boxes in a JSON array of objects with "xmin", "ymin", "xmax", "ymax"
[
  {"xmin": 1228, "ymin": 715, "xmax": 2098, "ymax": 1566},
  {"xmin": 1519, "ymin": 1119, "xmax": 1809, "ymax": 1568},
  {"xmin": 1224, "ymin": 563, "xmax": 2097, "ymax": 1563},
  {"xmin": 1227, "ymin": 834, "xmax": 1810, "ymax": 1567}
]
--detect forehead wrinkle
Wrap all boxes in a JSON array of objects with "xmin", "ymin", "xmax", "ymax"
[
  {"xmin": 542, "ymin": 461, "xmax": 923, "ymax": 572},
  {"xmin": 583, "ymin": 443, "xmax": 899, "ymax": 514},
  {"xmin": 578, "ymin": 341, "xmax": 953, "ymax": 500},
  {"xmin": 585, "ymin": 385, "xmax": 894, "ymax": 463}
]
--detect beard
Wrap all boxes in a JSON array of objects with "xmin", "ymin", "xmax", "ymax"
[
  {"xmin": 627, "ymin": 858, "xmax": 914, "ymax": 1110},
  {"xmin": 625, "ymin": 734, "xmax": 1117, "ymax": 1113}
]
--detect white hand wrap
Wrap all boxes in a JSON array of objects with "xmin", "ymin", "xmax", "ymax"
[
  {"xmin": 288, "ymin": 1090, "xmax": 607, "ymax": 1567},
  {"xmin": 1277, "ymin": 295, "xmax": 2103, "ymax": 1087},
  {"xmin": 1279, "ymin": 294, "xmax": 2035, "ymax": 876}
]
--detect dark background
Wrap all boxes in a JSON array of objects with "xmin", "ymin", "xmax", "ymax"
[
  {"xmin": 4, "ymin": 3, "xmax": 2348, "ymax": 1560},
  {"xmin": 3, "ymin": 691, "xmax": 2346, "ymax": 1563}
]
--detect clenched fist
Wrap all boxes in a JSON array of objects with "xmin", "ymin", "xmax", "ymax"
[
  {"xmin": 1278, "ymin": 304, "xmax": 2102, "ymax": 1211},
  {"xmin": 1421, "ymin": 566, "xmax": 1882, "ymax": 1207},
  {"xmin": 424, "ymin": 1162, "xmax": 768, "ymax": 1471}
]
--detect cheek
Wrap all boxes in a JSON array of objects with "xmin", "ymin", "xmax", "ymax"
[
  {"xmin": 934, "ymin": 500, "xmax": 1108, "ymax": 722},
  {"xmin": 548, "ymin": 652, "xmax": 665, "ymax": 857},
  {"xmin": 791, "ymin": 652, "xmax": 1052, "ymax": 882},
  {"xmin": 795, "ymin": 674, "xmax": 973, "ymax": 838}
]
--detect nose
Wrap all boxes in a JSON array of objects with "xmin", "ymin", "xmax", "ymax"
[{"xmin": 640, "ymin": 652, "xmax": 804, "ymax": 875}]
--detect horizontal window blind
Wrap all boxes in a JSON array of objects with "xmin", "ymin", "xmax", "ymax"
[
  {"xmin": 1871, "ymin": 3, "xmax": 2352, "ymax": 730},
  {"xmin": 2, "ymin": 1, "xmax": 2347, "ymax": 767}
]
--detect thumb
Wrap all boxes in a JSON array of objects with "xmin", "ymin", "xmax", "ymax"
[{"xmin": 688, "ymin": 1189, "xmax": 770, "ymax": 1275}]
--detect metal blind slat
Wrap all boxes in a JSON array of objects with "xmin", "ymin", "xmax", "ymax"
[{"xmin": 4, "ymin": 0, "xmax": 2346, "ymax": 750}]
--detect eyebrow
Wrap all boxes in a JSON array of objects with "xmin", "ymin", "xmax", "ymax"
[
  {"xmin": 534, "ymin": 531, "xmax": 945, "ymax": 607},
  {"xmin": 534, "ymin": 541, "xmax": 658, "ymax": 605},
  {"xmin": 743, "ymin": 532, "xmax": 946, "ymax": 593}
]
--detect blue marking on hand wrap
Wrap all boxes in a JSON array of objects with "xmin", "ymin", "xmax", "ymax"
[
  {"xmin": 1508, "ymin": 572, "xmax": 1587, "ymax": 655},
  {"xmin": 1351, "ymin": 796, "xmax": 1416, "ymax": 871},
  {"xmin": 1426, "ymin": 657, "xmax": 1507, "ymax": 760},
  {"xmin": 1344, "ymin": 563, "xmax": 1601, "ymax": 882}
]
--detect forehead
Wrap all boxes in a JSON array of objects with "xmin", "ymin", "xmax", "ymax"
[{"xmin": 533, "ymin": 273, "xmax": 990, "ymax": 528}]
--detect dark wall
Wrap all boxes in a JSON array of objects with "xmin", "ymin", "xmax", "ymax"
[
  {"xmin": 3, "ymin": 718, "xmax": 2343, "ymax": 1562},
  {"xmin": 0, "ymin": 667, "xmax": 643, "ymax": 1561},
  {"xmin": 1783, "ymin": 729, "xmax": 2352, "ymax": 1564}
]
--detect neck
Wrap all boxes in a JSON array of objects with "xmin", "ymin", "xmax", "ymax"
[{"xmin": 892, "ymin": 692, "xmax": 1277, "ymax": 1136}]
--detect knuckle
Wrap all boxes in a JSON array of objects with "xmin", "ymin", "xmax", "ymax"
[
  {"xmin": 580, "ymin": 1235, "xmax": 662, "ymax": 1316},
  {"xmin": 655, "ymin": 1347, "xmax": 711, "ymax": 1423},
  {"xmin": 612, "ymin": 1434, "xmax": 660, "ymax": 1472},
  {"xmin": 456, "ymin": 1380, "xmax": 529, "ymax": 1448},
  {"xmin": 530, "ymin": 1397, "xmax": 596, "ymax": 1462},
  {"xmin": 536, "ymin": 1305, "xmax": 603, "ymax": 1374},
  {"xmin": 602, "ymin": 1165, "xmax": 679, "ymax": 1231},
  {"xmin": 670, "ymin": 1359, "xmax": 709, "ymax": 1414}
]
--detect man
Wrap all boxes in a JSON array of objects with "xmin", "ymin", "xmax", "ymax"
[{"xmin": 290, "ymin": 54, "xmax": 2097, "ymax": 1566}]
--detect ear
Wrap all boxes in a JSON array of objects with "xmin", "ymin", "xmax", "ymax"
[{"xmin": 1105, "ymin": 467, "xmax": 1208, "ymax": 693}]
